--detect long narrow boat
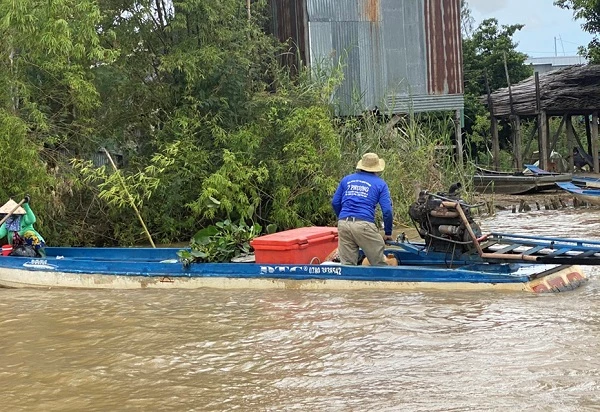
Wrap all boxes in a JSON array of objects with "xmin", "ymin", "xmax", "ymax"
[
  {"xmin": 0, "ymin": 188, "xmax": 594, "ymax": 293},
  {"xmin": 556, "ymin": 181, "xmax": 600, "ymax": 206},
  {"xmin": 0, "ymin": 245, "xmax": 587, "ymax": 293},
  {"xmin": 474, "ymin": 165, "xmax": 571, "ymax": 195}
]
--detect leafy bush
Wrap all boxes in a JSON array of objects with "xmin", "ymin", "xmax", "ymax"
[
  {"xmin": 336, "ymin": 110, "xmax": 473, "ymax": 225},
  {"xmin": 177, "ymin": 219, "xmax": 262, "ymax": 266}
]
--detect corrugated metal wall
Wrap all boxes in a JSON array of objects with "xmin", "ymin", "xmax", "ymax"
[
  {"xmin": 382, "ymin": 0, "xmax": 427, "ymax": 98},
  {"xmin": 305, "ymin": 0, "xmax": 384, "ymax": 115},
  {"xmin": 270, "ymin": 0, "xmax": 463, "ymax": 115},
  {"xmin": 382, "ymin": 0, "xmax": 463, "ymax": 114},
  {"xmin": 424, "ymin": 0, "xmax": 463, "ymax": 95}
]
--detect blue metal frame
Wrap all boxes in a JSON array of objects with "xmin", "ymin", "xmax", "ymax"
[{"xmin": 0, "ymin": 246, "xmax": 560, "ymax": 285}]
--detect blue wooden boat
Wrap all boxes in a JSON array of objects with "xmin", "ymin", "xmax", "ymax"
[
  {"xmin": 0, "ymin": 187, "xmax": 593, "ymax": 292},
  {"xmin": 571, "ymin": 175, "xmax": 600, "ymax": 188},
  {"xmin": 557, "ymin": 181, "xmax": 600, "ymax": 206},
  {"xmin": 0, "ymin": 244, "xmax": 588, "ymax": 292}
]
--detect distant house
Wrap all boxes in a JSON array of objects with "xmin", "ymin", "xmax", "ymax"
[
  {"xmin": 525, "ymin": 56, "xmax": 588, "ymax": 75},
  {"xmin": 269, "ymin": 0, "xmax": 464, "ymax": 116},
  {"xmin": 483, "ymin": 64, "xmax": 600, "ymax": 172}
]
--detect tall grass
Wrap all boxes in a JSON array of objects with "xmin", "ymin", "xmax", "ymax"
[{"xmin": 335, "ymin": 110, "xmax": 475, "ymax": 227}]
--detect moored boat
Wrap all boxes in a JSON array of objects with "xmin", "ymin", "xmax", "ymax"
[
  {"xmin": 474, "ymin": 165, "xmax": 572, "ymax": 195},
  {"xmin": 556, "ymin": 181, "xmax": 600, "ymax": 206},
  {"xmin": 571, "ymin": 175, "xmax": 600, "ymax": 189}
]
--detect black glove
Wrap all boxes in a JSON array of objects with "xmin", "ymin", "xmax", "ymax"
[{"xmin": 24, "ymin": 195, "xmax": 30, "ymax": 204}]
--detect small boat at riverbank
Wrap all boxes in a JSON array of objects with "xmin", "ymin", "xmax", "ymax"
[
  {"xmin": 572, "ymin": 175, "xmax": 600, "ymax": 188},
  {"xmin": 556, "ymin": 181, "xmax": 600, "ymax": 206},
  {"xmin": 474, "ymin": 165, "xmax": 572, "ymax": 195}
]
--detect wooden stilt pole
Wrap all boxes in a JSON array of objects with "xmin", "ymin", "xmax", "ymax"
[
  {"xmin": 592, "ymin": 112, "xmax": 599, "ymax": 173},
  {"xmin": 539, "ymin": 110, "xmax": 549, "ymax": 170},
  {"xmin": 566, "ymin": 115, "xmax": 574, "ymax": 172}
]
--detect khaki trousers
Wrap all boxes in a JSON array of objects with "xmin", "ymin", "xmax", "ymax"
[{"xmin": 337, "ymin": 219, "xmax": 387, "ymax": 266}]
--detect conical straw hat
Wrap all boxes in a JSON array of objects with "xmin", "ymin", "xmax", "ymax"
[{"xmin": 0, "ymin": 199, "xmax": 25, "ymax": 215}]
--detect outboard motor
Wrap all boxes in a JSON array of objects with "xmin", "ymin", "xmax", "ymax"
[{"xmin": 408, "ymin": 183, "xmax": 482, "ymax": 252}]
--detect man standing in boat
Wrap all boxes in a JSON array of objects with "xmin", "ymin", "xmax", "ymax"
[{"xmin": 332, "ymin": 152, "xmax": 394, "ymax": 265}]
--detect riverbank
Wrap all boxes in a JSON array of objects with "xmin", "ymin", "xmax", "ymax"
[
  {"xmin": 471, "ymin": 171, "xmax": 600, "ymax": 213},
  {"xmin": 472, "ymin": 189, "xmax": 593, "ymax": 215},
  {"xmin": 392, "ymin": 189, "xmax": 584, "ymax": 241}
]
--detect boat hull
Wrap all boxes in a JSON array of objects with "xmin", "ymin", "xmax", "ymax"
[
  {"xmin": 557, "ymin": 181, "xmax": 600, "ymax": 205},
  {"xmin": 572, "ymin": 176, "xmax": 600, "ymax": 189},
  {"xmin": 0, "ymin": 250, "xmax": 586, "ymax": 293},
  {"xmin": 474, "ymin": 174, "xmax": 572, "ymax": 195},
  {"xmin": 570, "ymin": 193, "xmax": 600, "ymax": 206}
]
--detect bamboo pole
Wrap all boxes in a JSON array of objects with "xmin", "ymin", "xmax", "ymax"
[
  {"xmin": 503, "ymin": 52, "xmax": 515, "ymax": 116},
  {"xmin": 512, "ymin": 115, "xmax": 522, "ymax": 170},
  {"xmin": 523, "ymin": 118, "xmax": 539, "ymax": 164},
  {"xmin": 585, "ymin": 114, "xmax": 592, "ymax": 154},
  {"xmin": 534, "ymin": 72, "xmax": 549, "ymax": 170},
  {"xmin": 539, "ymin": 110, "xmax": 549, "ymax": 170},
  {"xmin": 102, "ymin": 148, "xmax": 156, "ymax": 248},
  {"xmin": 502, "ymin": 52, "xmax": 523, "ymax": 173}
]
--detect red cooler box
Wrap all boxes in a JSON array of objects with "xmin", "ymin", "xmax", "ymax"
[{"xmin": 251, "ymin": 227, "xmax": 338, "ymax": 264}]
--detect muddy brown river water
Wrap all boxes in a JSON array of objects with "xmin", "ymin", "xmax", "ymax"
[{"xmin": 1, "ymin": 207, "xmax": 600, "ymax": 411}]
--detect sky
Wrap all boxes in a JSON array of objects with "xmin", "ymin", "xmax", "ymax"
[{"xmin": 468, "ymin": 0, "xmax": 595, "ymax": 58}]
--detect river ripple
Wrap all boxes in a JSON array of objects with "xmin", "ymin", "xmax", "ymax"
[{"xmin": 1, "ymin": 207, "xmax": 600, "ymax": 411}]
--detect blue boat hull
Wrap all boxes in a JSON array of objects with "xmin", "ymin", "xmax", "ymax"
[
  {"xmin": 0, "ymin": 247, "xmax": 586, "ymax": 292},
  {"xmin": 557, "ymin": 181, "xmax": 600, "ymax": 205}
]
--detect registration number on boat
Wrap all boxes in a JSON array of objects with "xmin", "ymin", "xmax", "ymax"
[{"xmin": 260, "ymin": 265, "xmax": 341, "ymax": 276}]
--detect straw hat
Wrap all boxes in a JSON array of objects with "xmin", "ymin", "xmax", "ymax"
[
  {"xmin": 356, "ymin": 152, "xmax": 385, "ymax": 172},
  {"xmin": 0, "ymin": 199, "xmax": 25, "ymax": 215}
]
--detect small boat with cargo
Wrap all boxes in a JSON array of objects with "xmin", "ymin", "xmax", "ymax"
[
  {"xmin": 0, "ymin": 185, "xmax": 595, "ymax": 293},
  {"xmin": 0, "ymin": 244, "xmax": 586, "ymax": 293}
]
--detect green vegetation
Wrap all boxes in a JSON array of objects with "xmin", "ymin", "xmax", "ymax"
[
  {"xmin": 461, "ymin": 7, "xmax": 533, "ymax": 169},
  {"xmin": 178, "ymin": 219, "xmax": 262, "ymax": 266},
  {"xmin": 555, "ymin": 0, "xmax": 600, "ymax": 62}
]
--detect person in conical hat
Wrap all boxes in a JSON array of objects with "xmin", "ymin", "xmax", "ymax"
[
  {"xmin": 0, "ymin": 199, "xmax": 26, "ymax": 215},
  {"xmin": 331, "ymin": 153, "xmax": 394, "ymax": 266},
  {"xmin": 0, "ymin": 196, "xmax": 46, "ymax": 257}
]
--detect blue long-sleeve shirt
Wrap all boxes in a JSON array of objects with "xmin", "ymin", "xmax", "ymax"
[{"xmin": 331, "ymin": 171, "xmax": 393, "ymax": 235}]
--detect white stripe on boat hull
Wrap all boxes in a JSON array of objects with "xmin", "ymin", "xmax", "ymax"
[{"xmin": 0, "ymin": 265, "xmax": 585, "ymax": 292}]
